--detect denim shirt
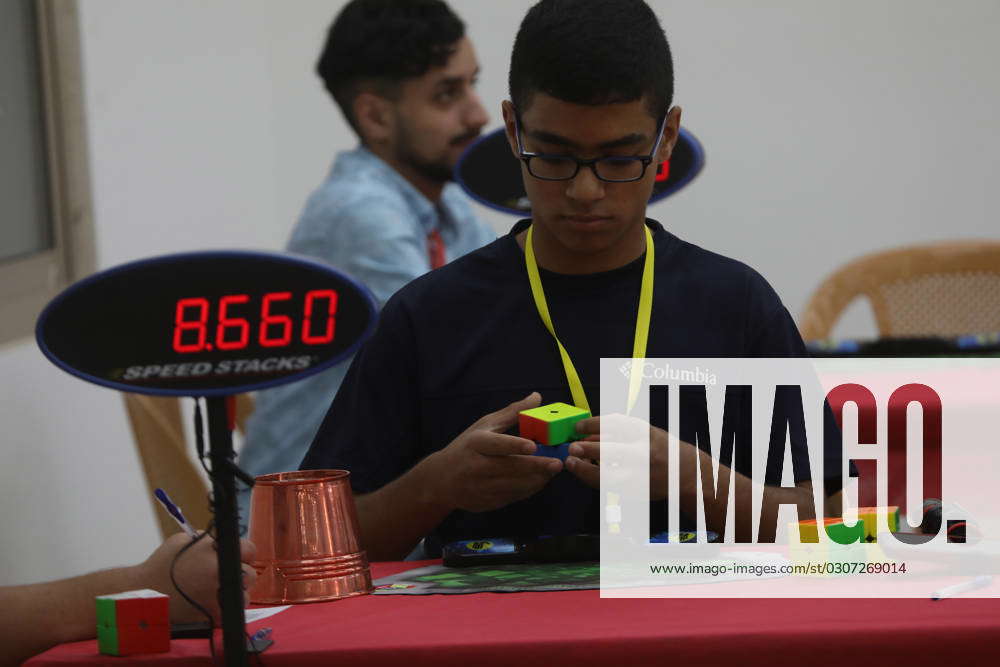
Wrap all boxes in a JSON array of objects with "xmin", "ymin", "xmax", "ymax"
[{"xmin": 238, "ymin": 146, "xmax": 495, "ymax": 520}]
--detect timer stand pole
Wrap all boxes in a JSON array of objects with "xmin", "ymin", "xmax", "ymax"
[{"xmin": 206, "ymin": 395, "xmax": 249, "ymax": 667}]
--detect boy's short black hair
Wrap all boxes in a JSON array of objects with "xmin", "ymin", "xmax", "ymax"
[
  {"xmin": 317, "ymin": 0, "xmax": 465, "ymax": 135},
  {"xmin": 509, "ymin": 0, "xmax": 673, "ymax": 119}
]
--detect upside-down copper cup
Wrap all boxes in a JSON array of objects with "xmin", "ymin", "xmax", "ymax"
[{"xmin": 248, "ymin": 470, "xmax": 372, "ymax": 604}]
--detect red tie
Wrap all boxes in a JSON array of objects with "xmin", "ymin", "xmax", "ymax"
[{"xmin": 427, "ymin": 229, "xmax": 446, "ymax": 270}]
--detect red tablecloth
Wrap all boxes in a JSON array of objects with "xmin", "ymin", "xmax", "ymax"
[{"xmin": 27, "ymin": 560, "xmax": 998, "ymax": 666}]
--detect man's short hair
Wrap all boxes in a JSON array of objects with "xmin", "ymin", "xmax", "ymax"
[
  {"xmin": 509, "ymin": 0, "xmax": 673, "ymax": 119},
  {"xmin": 317, "ymin": 0, "xmax": 465, "ymax": 135}
]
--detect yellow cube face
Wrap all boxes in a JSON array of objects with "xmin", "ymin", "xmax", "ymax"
[{"xmin": 520, "ymin": 402, "xmax": 590, "ymax": 423}]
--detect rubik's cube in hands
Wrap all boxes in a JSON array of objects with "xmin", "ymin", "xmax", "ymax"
[{"xmin": 519, "ymin": 402, "xmax": 591, "ymax": 461}]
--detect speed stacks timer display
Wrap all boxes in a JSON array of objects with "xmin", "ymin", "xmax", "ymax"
[{"xmin": 36, "ymin": 250, "xmax": 377, "ymax": 396}]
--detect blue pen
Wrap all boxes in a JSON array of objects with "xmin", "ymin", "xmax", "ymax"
[{"xmin": 154, "ymin": 488, "xmax": 198, "ymax": 539}]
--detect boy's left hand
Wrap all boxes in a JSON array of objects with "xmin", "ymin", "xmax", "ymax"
[{"xmin": 565, "ymin": 415, "xmax": 670, "ymax": 501}]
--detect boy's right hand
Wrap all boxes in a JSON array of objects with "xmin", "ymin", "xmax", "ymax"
[{"xmin": 428, "ymin": 392, "xmax": 563, "ymax": 513}]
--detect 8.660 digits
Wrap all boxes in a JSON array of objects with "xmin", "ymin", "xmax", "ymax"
[{"xmin": 172, "ymin": 290, "xmax": 338, "ymax": 353}]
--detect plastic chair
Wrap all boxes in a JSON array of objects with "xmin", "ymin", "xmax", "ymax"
[
  {"xmin": 122, "ymin": 393, "xmax": 255, "ymax": 540},
  {"xmin": 799, "ymin": 240, "xmax": 1000, "ymax": 341}
]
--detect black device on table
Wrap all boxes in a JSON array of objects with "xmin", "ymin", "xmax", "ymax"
[
  {"xmin": 442, "ymin": 531, "xmax": 720, "ymax": 567},
  {"xmin": 443, "ymin": 535, "xmax": 600, "ymax": 567}
]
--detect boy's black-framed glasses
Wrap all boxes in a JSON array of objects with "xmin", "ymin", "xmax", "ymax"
[{"xmin": 513, "ymin": 109, "xmax": 667, "ymax": 183}]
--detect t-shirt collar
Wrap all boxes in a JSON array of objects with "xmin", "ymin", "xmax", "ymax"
[{"xmin": 508, "ymin": 218, "xmax": 665, "ymax": 236}]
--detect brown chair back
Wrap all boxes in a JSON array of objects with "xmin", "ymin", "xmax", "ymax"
[{"xmin": 799, "ymin": 241, "xmax": 1000, "ymax": 341}]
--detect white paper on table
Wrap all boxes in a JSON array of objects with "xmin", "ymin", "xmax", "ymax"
[{"xmin": 245, "ymin": 605, "xmax": 290, "ymax": 623}]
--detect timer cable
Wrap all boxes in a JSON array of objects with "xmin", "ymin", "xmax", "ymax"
[
  {"xmin": 194, "ymin": 397, "xmax": 206, "ymax": 463},
  {"xmin": 188, "ymin": 398, "xmax": 221, "ymax": 662},
  {"xmin": 169, "ymin": 520, "xmax": 218, "ymax": 663},
  {"xmin": 191, "ymin": 399, "xmax": 268, "ymax": 666},
  {"xmin": 193, "ymin": 397, "xmax": 217, "ymax": 511}
]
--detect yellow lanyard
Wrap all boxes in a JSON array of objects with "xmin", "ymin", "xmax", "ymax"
[{"xmin": 525, "ymin": 224, "xmax": 654, "ymax": 414}]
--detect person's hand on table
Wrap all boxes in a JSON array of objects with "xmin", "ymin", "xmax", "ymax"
[
  {"xmin": 565, "ymin": 414, "xmax": 670, "ymax": 501},
  {"xmin": 136, "ymin": 532, "xmax": 258, "ymax": 624},
  {"xmin": 0, "ymin": 533, "xmax": 258, "ymax": 666},
  {"xmin": 428, "ymin": 391, "xmax": 563, "ymax": 512}
]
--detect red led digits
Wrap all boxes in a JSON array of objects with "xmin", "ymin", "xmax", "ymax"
[
  {"xmin": 260, "ymin": 292, "xmax": 293, "ymax": 347},
  {"xmin": 173, "ymin": 297, "xmax": 210, "ymax": 353},
  {"xmin": 654, "ymin": 160, "xmax": 670, "ymax": 182},
  {"xmin": 216, "ymin": 294, "xmax": 250, "ymax": 350},
  {"xmin": 172, "ymin": 289, "xmax": 340, "ymax": 353},
  {"xmin": 302, "ymin": 289, "xmax": 338, "ymax": 345}
]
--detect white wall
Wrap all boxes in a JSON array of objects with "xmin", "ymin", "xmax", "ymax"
[{"xmin": 1, "ymin": 0, "xmax": 997, "ymax": 585}]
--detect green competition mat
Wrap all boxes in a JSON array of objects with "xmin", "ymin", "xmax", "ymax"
[
  {"xmin": 374, "ymin": 562, "xmax": 600, "ymax": 594},
  {"xmin": 373, "ymin": 553, "xmax": 789, "ymax": 595}
]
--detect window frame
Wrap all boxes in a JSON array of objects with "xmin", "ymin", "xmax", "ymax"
[{"xmin": 1, "ymin": 0, "xmax": 95, "ymax": 346}]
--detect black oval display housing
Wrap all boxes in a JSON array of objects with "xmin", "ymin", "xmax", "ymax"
[{"xmin": 36, "ymin": 250, "xmax": 377, "ymax": 396}]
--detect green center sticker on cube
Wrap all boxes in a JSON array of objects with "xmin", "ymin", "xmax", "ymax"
[{"xmin": 519, "ymin": 402, "xmax": 591, "ymax": 446}]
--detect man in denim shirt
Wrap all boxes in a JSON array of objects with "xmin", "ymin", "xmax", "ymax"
[{"xmin": 239, "ymin": 0, "xmax": 495, "ymax": 520}]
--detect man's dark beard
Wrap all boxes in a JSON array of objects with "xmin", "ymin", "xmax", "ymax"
[
  {"xmin": 396, "ymin": 146, "xmax": 454, "ymax": 184},
  {"xmin": 393, "ymin": 123, "xmax": 479, "ymax": 185}
]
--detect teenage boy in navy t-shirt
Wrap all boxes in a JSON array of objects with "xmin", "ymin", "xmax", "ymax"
[{"xmin": 302, "ymin": 0, "xmax": 841, "ymax": 560}]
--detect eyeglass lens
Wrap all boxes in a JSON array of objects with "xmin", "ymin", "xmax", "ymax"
[{"xmin": 528, "ymin": 156, "xmax": 646, "ymax": 182}]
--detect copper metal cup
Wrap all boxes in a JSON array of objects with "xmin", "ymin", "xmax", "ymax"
[{"xmin": 248, "ymin": 470, "xmax": 372, "ymax": 604}]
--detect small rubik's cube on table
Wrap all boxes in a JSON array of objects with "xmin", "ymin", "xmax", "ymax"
[
  {"xmin": 855, "ymin": 505, "xmax": 900, "ymax": 541},
  {"xmin": 96, "ymin": 589, "xmax": 170, "ymax": 656},
  {"xmin": 795, "ymin": 517, "xmax": 867, "ymax": 544},
  {"xmin": 788, "ymin": 507, "xmax": 900, "ymax": 576},
  {"xmin": 519, "ymin": 402, "xmax": 591, "ymax": 461},
  {"xmin": 788, "ymin": 518, "xmax": 867, "ymax": 577}
]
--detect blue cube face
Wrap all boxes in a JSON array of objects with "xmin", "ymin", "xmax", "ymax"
[{"xmin": 532, "ymin": 442, "xmax": 571, "ymax": 461}]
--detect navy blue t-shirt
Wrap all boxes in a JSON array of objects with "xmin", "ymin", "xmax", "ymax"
[{"xmin": 302, "ymin": 219, "xmax": 835, "ymax": 551}]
